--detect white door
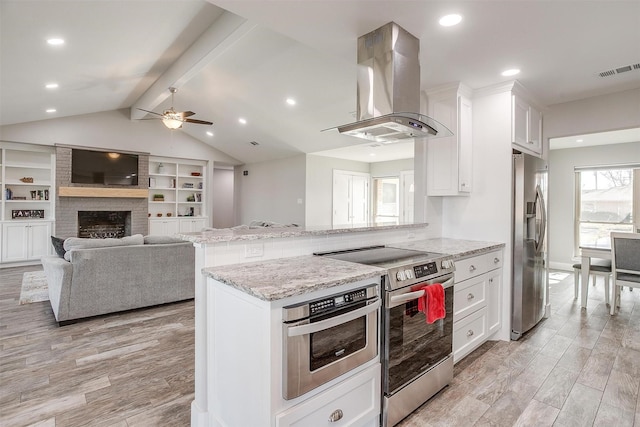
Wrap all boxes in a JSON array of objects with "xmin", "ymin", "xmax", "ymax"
[
  {"xmin": 28, "ymin": 222, "xmax": 51, "ymax": 259},
  {"xmin": 332, "ymin": 170, "xmax": 370, "ymax": 226},
  {"xmin": 400, "ymin": 171, "xmax": 414, "ymax": 223},
  {"xmin": 2, "ymin": 223, "xmax": 29, "ymax": 262}
]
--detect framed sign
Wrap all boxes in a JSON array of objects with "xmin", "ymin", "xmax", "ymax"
[{"xmin": 12, "ymin": 209, "xmax": 44, "ymax": 219}]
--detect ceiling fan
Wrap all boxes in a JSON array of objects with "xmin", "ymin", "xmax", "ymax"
[{"xmin": 137, "ymin": 87, "xmax": 213, "ymax": 130}]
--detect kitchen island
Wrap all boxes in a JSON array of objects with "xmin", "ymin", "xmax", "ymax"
[{"xmin": 178, "ymin": 223, "xmax": 505, "ymax": 426}]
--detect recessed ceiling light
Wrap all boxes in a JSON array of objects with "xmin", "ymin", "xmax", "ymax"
[
  {"xmin": 576, "ymin": 139, "xmax": 584, "ymax": 142},
  {"xmin": 47, "ymin": 38, "xmax": 65, "ymax": 46},
  {"xmin": 439, "ymin": 14, "xmax": 462, "ymax": 27},
  {"xmin": 238, "ymin": 118, "xmax": 247, "ymax": 125},
  {"xmin": 206, "ymin": 131, "xmax": 214, "ymax": 137},
  {"xmin": 369, "ymin": 153, "xmax": 376, "ymax": 157},
  {"xmin": 286, "ymin": 98, "xmax": 296, "ymax": 106},
  {"xmin": 501, "ymin": 68, "xmax": 521, "ymax": 77},
  {"xmin": 46, "ymin": 108, "xmax": 56, "ymax": 113},
  {"xmin": 45, "ymin": 83, "xmax": 59, "ymax": 89}
]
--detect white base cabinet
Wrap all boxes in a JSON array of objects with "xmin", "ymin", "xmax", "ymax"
[
  {"xmin": 453, "ymin": 249, "xmax": 503, "ymax": 363},
  {"xmin": 1, "ymin": 221, "xmax": 52, "ymax": 263},
  {"xmin": 148, "ymin": 217, "xmax": 208, "ymax": 236}
]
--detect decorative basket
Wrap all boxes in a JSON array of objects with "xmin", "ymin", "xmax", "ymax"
[{"xmin": 20, "ymin": 177, "xmax": 34, "ymax": 183}]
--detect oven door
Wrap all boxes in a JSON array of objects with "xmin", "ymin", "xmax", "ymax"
[
  {"xmin": 283, "ymin": 297, "xmax": 380, "ymax": 400},
  {"xmin": 383, "ymin": 276, "xmax": 454, "ymax": 395}
]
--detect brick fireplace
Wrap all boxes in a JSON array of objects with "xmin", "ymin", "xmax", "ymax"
[{"xmin": 55, "ymin": 146, "xmax": 149, "ymax": 238}]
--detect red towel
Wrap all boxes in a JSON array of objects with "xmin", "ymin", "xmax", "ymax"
[{"xmin": 417, "ymin": 283, "xmax": 445, "ymax": 324}]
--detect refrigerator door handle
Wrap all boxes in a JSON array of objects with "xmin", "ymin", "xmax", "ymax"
[{"xmin": 534, "ymin": 184, "xmax": 546, "ymax": 254}]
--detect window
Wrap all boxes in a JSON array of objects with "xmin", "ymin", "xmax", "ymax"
[{"xmin": 575, "ymin": 166, "xmax": 638, "ymax": 250}]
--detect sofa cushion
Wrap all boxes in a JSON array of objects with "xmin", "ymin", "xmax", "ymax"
[
  {"xmin": 63, "ymin": 234, "xmax": 144, "ymax": 261},
  {"xmin": 144, "ymin": 235, "xmax": 185, "ymax": 245},
  {"xmin": 51, "ymin": 236, "xmax": 67, "ymax": 258}
]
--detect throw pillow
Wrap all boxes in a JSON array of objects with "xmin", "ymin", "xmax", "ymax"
[{"xmin": 50, "ymin": 236, "xmax": 66, "ymax": 258}]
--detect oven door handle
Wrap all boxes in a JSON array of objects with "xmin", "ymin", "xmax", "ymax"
[
  {"xmin": 389, "ymin": 277, "xmax": 454, "ymax": 307},
  {"xmin": 286, "ymin": 299, "xmax": 381, "ymax": 337}
]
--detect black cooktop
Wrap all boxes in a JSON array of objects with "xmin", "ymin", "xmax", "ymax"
[{"xmin": 315, "ymin": 245, "xmax": 444, "ymax": 270}]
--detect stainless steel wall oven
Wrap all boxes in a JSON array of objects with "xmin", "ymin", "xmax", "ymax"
[{"xmin": 282, "ymin": 283, "xmax": 380, "ymax": 400}]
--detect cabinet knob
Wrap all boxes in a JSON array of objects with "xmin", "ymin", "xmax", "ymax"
[
  {"xmin": 494, "ymin": 257, "xmax": 500, "ymax": 264},
  {"xmin": 467, "ymin": 293, "xmax": 474, "ymax": 300},
  {"xmin": 467, "ymin": 330, "xmax": 474, "ymax": 337},
  {"xmin": 329, "ymin": 409, "xmax": 344, "ymax": 422},
  {"xmin": 469, "ymin": 265, "xmax": 476, "ymax": 272},
  {"xmin": 489, "ymin": 278, "xmax": 493, "ymax": 284}
]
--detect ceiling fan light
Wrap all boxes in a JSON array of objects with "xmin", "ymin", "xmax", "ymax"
[{"xmin": 163, "ymin": 117, "xmax": 183, "ymax": 129}]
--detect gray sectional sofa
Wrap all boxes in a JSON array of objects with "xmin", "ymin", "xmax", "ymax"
[{"xmin": 41, "ymin": 234, "xmax": 195, "ymax": 324}]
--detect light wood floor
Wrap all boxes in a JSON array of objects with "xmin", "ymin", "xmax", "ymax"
[{"xmin": 1, "ymin": 267, "xmax": 638, "ymax": 426}]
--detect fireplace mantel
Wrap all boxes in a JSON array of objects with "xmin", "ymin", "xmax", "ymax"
[{"xmin": 58, "ymin": 187, "xmax": 148, "ymax": 198}]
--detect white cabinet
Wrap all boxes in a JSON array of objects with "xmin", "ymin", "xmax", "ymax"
[
  {"xmin": 2, "ymin": 221, "xmax": 51, "ymax": 263},
  {"xmin": 426, "ymin": 82, "xmax": 473, "ymax": 196},
  {"xmin": 275, "ymin": 364, "xmax": 380, "ymax": 427},
  {"xmin": 148, "ymin": 218, "xmax": 179, "ymax": 236},
  {"xmin": 512, "ymin": 92, "xmax": 543, "ymax": 156},
  {"xmin": 453, "ymin": 249, "xmax": 503, "ymax": 363},
  {"xmin": 179, "ymin": 217, "xmax": 207, "ymax": 233}
]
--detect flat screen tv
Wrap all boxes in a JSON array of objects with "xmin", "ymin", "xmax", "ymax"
[{"xmin": 71, "ymin": 149, "xmax": 139, "ymax": 185}]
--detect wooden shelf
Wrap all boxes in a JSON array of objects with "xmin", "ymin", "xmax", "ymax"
[{"xmin": 59, "ymin": 187, "xmax": 149, "ymax": 198}]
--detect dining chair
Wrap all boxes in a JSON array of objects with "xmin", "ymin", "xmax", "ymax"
[
  {"xmin": 610, "ymin": 232, "xmax": 640, "ymax": 315},
  {"xmin": 572, "ymin": 261, "xmax": 611, "ymax": 304}
]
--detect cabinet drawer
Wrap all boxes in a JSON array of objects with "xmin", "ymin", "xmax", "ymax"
[
  {"xmin": 276, "ymin": 364, "xmax": 380, "ymax": 427},
  {"xmin": 453, "ymin": 308, "xmax": 487, "ymax": 363},
  {"xmin": 453, "ymin": 277, "xmax": 487, "ymax": 322},
  {"xmin": 454, "ymin": 255, "xmax": 487, "ymax": 282},
  {"xmin": 485, "ymin": 251, "xmax": 503, "ymax": 271}
]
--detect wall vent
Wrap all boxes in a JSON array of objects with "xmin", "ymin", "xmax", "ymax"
[{"xmin": 597, "ymin": 63, "xmax": 640, "ymax": 77}]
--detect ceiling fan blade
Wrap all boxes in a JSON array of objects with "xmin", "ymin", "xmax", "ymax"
[
  {"xmin": 136, "ymin": 108, "xmax": 164, "ymax": 117},
  {"xmin": 179, "ymin": 111, "xmax": 196, "ymax": 118},
  {"xmin": 184, "ymin": 118, "xmax": 213, "ymax": 125}
]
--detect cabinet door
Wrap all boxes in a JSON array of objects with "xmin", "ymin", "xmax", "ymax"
[
  {"xmin": 179, "ymin": 218, "xmax": 206, "ymax": 233},
  {"xmin": 487, "ymin": 270, "xmax": 502, "ymax": 335},
  {"xmin": 2, "ymin": 223, "xmax": 29, "ymax": 262},
  {"xmin": 457, "ymin": 95, "xmax": 473, "ymax": 193},
  {"xmin": 148, "ymin": 219, "xmax": 179, "ymax": 236},
  {"xmin": 28, "ymin": 222, "xmax": 51, "ymax": 259},
  {"xmin": 528, "ymin": 106, "xmax": 542, "ymax": 154},
  {"xmin": 512, "ymin": 94, "xmax": 529, "ymax": 146}
]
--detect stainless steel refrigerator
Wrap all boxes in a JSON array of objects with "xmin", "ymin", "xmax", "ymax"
[{"xmin": 511, "ymin": 150, "xmax": 548, "ymax": 340}]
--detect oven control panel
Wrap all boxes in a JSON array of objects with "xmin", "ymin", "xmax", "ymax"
[
  {"xmin": 309, "ymin": 288, "xmax": 368, "ymax": 315},
  {"xmin": 414, "ymin": 262, "xmax": 439, "ymax": 278}
]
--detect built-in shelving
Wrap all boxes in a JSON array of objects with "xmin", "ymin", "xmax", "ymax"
[{"xmin": 148, "ymin": 156, "xmax": 208, "ymax": 235}]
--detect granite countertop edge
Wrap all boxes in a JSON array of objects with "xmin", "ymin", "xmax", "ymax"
[
  {"xmin": 177, "ymin": 222, "xmax": 428, "ymax": 244},
  {"xmin": 202, "ymin": 256, "xmax": 386, "ymax": 302},
  {"xmin": 391, "ymin": 238, "xmax": 505, "ymax": 259}
]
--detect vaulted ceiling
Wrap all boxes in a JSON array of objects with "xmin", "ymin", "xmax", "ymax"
[{"xmin": 1, "ymin": 0, "xmax": 639, "ymax": 164}]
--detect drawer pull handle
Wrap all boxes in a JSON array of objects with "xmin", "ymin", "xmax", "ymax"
[
  {"xmin": 469, "ymin": 265, "xmax": 476, "ymax": 272},
  {"xmin": 494, "ymin": 257, "xmax": 500, "ymax": 264},
  {"xmin": 467, "ymin": 330, "xmax": 474, "ymax": 337},
  {"xmin": 329, "ymin": 409, "xmax": 344, "ymax": 422},
  {"xmin": 467, "ymin": 293, "xmax": 474, "ymax": 300}
]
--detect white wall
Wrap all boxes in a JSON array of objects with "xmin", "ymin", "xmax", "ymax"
[
  {"xmin": 211, "ymin": 168, "xmax": 235, "ymax": 228},
  {"xmin": 235, "ymin": 154, "xmax": 306, "ymax": 226},
  {"xmin": 544, "ymin": 88, "xmax": 640, "ymax": 139},
  {"xmin": 548, "ymin": 141, "xmax": 640, "ymax": 270},
  {"xmin": 305, "ymin": 155, "xmax": 370, "ymax": 227},
  {"xmin": 0, "ymin": 109, "xmax": 240, "ymax": 228},
  {"xmin": 369, "ymin": 158, "xmax": 414, "ymax": 177}
]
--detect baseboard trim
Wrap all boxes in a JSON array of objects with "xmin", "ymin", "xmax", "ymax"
[{"xmin": 549, "ymin": 261, "xmax": 573, "ymax": 272}]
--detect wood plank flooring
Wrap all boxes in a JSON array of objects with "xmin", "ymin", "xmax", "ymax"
[{"xmin": 1, "ymin": 267, "xmax": 639, "ymax": 426}]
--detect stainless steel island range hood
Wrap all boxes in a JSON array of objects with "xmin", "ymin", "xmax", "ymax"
[{"xmin": 329, "ymin": 22, "xmax": 452, "ymax": 143}]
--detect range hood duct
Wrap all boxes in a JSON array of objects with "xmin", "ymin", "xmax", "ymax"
[{"xmin": 330, "ymin": 22, "xmax": 452, "ymax": 143}]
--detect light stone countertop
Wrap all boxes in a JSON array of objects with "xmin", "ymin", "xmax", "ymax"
[
  {"xmin": 178, "ymin": 222, "xmax": 427, "ymax": 244},
  {"xmin": 391, "ymin": 238, "xmax": 505, "ymax": 259},
  {"xmin": 202, "ymin": 255, "xmax": 386, "ymax": 302}
]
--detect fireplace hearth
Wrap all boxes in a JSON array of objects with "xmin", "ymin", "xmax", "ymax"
[{"xmin": 78, "ymin": 211, "xmax": 131, "ymax": 238}]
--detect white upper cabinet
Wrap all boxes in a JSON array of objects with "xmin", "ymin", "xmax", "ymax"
[
  {"xmin": 511, "ymin": 89, "xmax": 543, "ymax": 156},
  {"xmin": 426, "ymin": 83, "xmax": 473, "ymax": 196}
]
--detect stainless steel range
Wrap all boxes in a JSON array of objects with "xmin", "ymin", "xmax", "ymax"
[{"xmin": 316, "ymin": 245, "xmax": 455, "ymax": 427}]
